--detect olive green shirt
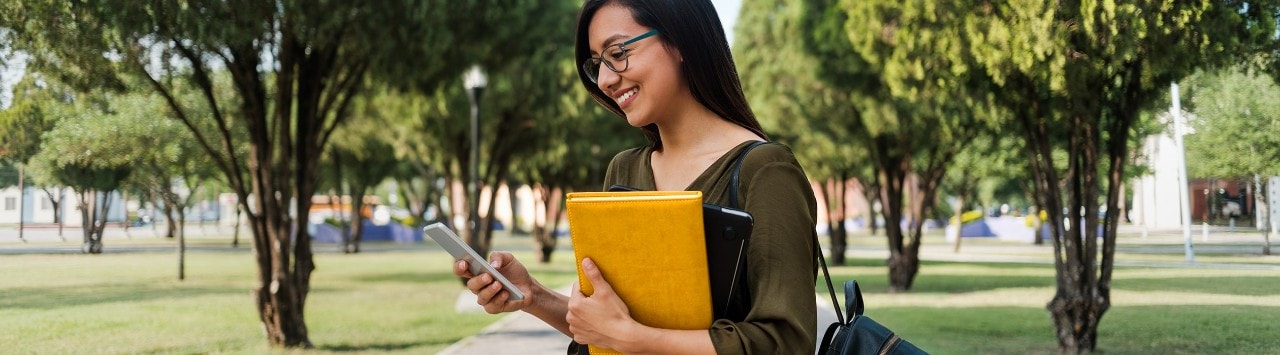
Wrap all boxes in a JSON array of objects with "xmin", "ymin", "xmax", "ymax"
[{"xmin": 602, "ymin": 141, "xmax": 819, "ymax": 354}]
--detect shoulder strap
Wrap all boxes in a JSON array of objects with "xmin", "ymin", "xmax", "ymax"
[
  {"xmin": 844, "ymin": 280, "xmax": 864, "ymax": 316},
  {"xmin": 726, "ymin": 140, "xmax": 845, "ymax": 325},
  {"xmin": 728, "ymin": 141, "xmax": 769, "ymax": 209},
  {"xmin": 819, "ymin": 241, "xmax": 844, "ymax": 324}
]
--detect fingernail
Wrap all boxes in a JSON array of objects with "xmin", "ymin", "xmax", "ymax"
[
  {"xmin": 582, "ymin": 258, "xmax": 595, "ymax": 271},
  {"xmin": 491, "ymin": 259, "xmax": 502, "ymax": 268}
]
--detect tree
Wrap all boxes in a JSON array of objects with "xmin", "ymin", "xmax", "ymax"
[
  {"xmin": 388, "ymin": 0, "xmax": 596, "ymax": 262},
  {"xmin": 326, "ymin": 93, "xmax": 400, "ymax": 253},
  {"xmin": 0, "ymin": 72, "xmax": 75, "ymax": 238},
  {"xmin": 965, "ymin": 0, "xmax": 1275, "ymax": 351},
  {"xmin": 1185, "ymin": 67, "xmax": 1280, "ymax": 254},
  {"xmin": 113, "ymin": 91, "xmax": 220, "ymax": 279},
  {"xmin": 801, "ymin": 0, "xmax": 996, "ymax": 290},
  {"xmin": 737, "ymin": 0, "xmax": 874, "ymax": 265},
  {"xmin": 941, "ymin": 133, "xmax": 1013, "ymax": 252},
  {"xmin": 2, "ymin": 0, "xmax": 539, "ymax": 347},
  {"xmin": 28, "ymin": 108, "xmax": 134, "ymax": 253}
]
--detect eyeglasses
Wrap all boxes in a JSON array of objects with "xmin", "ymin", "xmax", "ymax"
[{"xmin": 582, "ymin": 29, "xmax": 661, "ymax": 84}]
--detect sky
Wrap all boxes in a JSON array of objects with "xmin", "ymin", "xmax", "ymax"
[{"xmin": 712, "ymin": 0, "xmax": 743, "ymax": 46}]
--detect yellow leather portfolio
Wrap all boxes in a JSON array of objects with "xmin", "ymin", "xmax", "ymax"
[{"xmin": 566, "ymin": 191, "xmax": 713, "ymax": 355}]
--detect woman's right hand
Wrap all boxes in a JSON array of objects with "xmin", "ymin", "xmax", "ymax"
[{"xmin": 454, "ymin": 251, "xmax": 536, "ymax": 314}]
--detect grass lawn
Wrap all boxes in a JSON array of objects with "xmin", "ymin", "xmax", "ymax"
[
  {"xmin": 0, "ymin": 234, "xmax": 578, "ymax": 354},
  {"xmin": 2, "ymin": 230, "xmax": 1278, "ymax": 354},
  {"xmin": 823, "ymin": 255, "xmax": 1280, "ymax": 353}
]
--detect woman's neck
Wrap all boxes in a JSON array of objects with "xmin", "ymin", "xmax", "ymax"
[{"xmin": 655, "ymin": 104, "xmax": 756, "ymax": 156}]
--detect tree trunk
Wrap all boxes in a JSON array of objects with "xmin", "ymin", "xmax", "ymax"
[
  {"xmin": 18, "ymin": 164, "xmax": 25, "ymax": 242},
  {"xmin": 876, "ymin": 151, "xmax": 915, "ymax": 292},
  {"xmin": 824, "ymin": 177, "xmax": 849, "ymax": 265},
  {"xmin": 533, "ymin": 184, "xmax": 563, "ymax": 263},
  {"xmin": 886, "ymin": 250, "xmax": 919, "ymax": 292},
  {"xmin": 951, "ymin": 195, "xmax": 966, "ymax": 253},
  {"xmin": 1047, "ymin": 289, "xmax": 1108, "ymax": 352},
  {"xmin": 162, "ymin": 196, "xmax": 179, "ymax": 239},
  {"xmin": 77, "ymin": 189, "xmax": 100, "ymax": 254},
  {"xmin": 508, "ymin": 181, "xmax": 527, "ymax": 235},
  {"xmin": 1258, "ymin": 178, "xmax": 1271, "ymax": 255},
  {"xmin": 178, "ymin": 208, "xmax": 186, "ymax": 280},
  {"xmin": 347, "ymin": 184, "xmax": 369, "ymax": 254},
  {"xmin": 862, "ymin": 180, "xmax": 880, "ymax": 237},
  {"xmin": 57, "ymin": 188, "xmax": 65, "ymax": 240},
  {"xmin": 232, "ymin": 205, "xmax": 242, "ymax": 248},
  {"xmin": 92, "ymin": 191, "xmax": 113, "ymax": 253}
]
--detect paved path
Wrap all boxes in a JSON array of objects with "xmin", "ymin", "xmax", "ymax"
[
  {"xmin": 438, "ymin": 292, "xmax": 840, "ymax": 355},
  {"xmin": 439, "ymin": 226, "xmax": 1279, "ymax": 355}
]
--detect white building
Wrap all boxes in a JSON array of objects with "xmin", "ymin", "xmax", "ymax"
[
  {"xmin": 0, "ymin": 186, "xmax": 126, "ymax": 225},
  {"xmin": 1131, "ymin": 111, "xmax": 1190, "ymax": 229},
  {"xmin": 1133, "ymin": 110, "xmax": 1277, "ymax": 231}
]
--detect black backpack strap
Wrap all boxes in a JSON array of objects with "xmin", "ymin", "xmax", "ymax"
[
  {"xmin": 728, "ymin": 141, "xmax": 769, "ymax": 209},
  {"xmin": 727, "ymin": 140, "xmax": 844, "ymax": 325},
  {"xmin": 818, "ymin": 243, "xmax": 844, "ymax": 324},
  {"xmin": 844, "ymin": 280, "xmax": 864, "ymax": 317}
]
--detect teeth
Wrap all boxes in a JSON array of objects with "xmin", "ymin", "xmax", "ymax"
[{"xmin": 619, "ymin": 88, "xmax": 637, "ymax": 102}]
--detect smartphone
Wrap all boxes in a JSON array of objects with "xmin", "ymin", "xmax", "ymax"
[{"xmin": 424, "ymin": 222, "xmax": 525, "ymax": 301}]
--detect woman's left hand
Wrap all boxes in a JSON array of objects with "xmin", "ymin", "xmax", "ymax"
[{"xmin": 567, "ymin": 257, "xmax": 643, "ymax": 350}]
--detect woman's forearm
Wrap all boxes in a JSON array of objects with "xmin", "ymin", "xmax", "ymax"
[
  {"xmin": 523, "ymin": 282, "xmax": 572, "ymax": 337},
  {"xmin": 614, "ymin": 326, "xmax": 715, "ymax": 355}
]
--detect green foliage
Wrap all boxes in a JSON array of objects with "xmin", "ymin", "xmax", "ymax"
[
  {"xmin": 27, "ymin": 104, "xmax": 134, "ymax": 192},
  {"xmin": 2, "ymin": 0, "xmax": 561, "ymax": 345},
  {"xmin": 0, "ymin": 73, "xmax": 74, "ymax": 165},
  {"xmin": 0, "ymin": 160, "xmax": 21, "ymax": 188},
  {"xmin": 737, "ymin": 0, "xmax": 867, "ymax": 183},
  {"xmin": 1184, "ymin": 67, "xmax": 1280, "ymax": 178}
]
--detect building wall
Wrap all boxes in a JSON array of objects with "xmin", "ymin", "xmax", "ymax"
[
  {"xmin": 0, "ymin": 186, "xmax": 125, "ymax": 224},
  {"xmin": 1133, "ymin": 128, "xmax": 1186, "ymax": 229}
]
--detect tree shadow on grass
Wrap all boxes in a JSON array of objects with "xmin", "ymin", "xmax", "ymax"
[
  {"xmin": 822, "ymin": 259, "xmax": 1280, "ymax": 296},
  {"xmin": 316, "ymin": 339, "xmax": 451, "ymax": 352},
  {"xmin": 870, "ymin": 304, "xmax": 1280, "ymax": 354},
  {"xmin": 355, "ymin": 271, "xmax": 461, "ymax": 284},
  {"xmin": 353, "ymin": 268, "xmax": 578, "ymax": 285},
  {"xmin": 0, "ymin": 283, "xmax": 241, "ymax": 310},
  {"xmin": 823, "ymin": 260, "xmax": 1056, "ymax": 294}
]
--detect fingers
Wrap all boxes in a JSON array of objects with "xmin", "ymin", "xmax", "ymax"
[
  {"xmin": 466, "ymin": 272, "xmax": 494, "ymax": 294},
  {"xmin": 489, "ymin": 251, "xmax": 510, "ymax": 268},
  {"xmin": 482, "ymin": 281, "xmax": 511, "ymax": 314},
  {"xmin": 454, "ymin": 259, "xmax": 474, "ymax": 278},
  {"xmin": 580, "ymin": 257, "xmax": 611, "ymax": 296}
]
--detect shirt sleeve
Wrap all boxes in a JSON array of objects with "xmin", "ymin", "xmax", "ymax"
[{"xmin": 708, "ymin": 146, "xmax": 819, "ymax": 354}]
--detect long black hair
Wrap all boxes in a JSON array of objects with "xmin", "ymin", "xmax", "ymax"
[{"xmin": 575, "ymin": 0, "xmax": 767, "ymax": 149}]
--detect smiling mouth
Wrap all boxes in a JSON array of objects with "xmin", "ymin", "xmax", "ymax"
[{"xmin": 617, "ymin": 87, "xmax": 638, "ymax": 103}]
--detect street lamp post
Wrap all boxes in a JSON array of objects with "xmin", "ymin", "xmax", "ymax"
[
  {"xmin": 463, "ymin": 66, "xmax": 487, "ymax": 243},
  {"xmin": 1171, "ymin": 82, "xmax": 1195, "ymax": 262}
]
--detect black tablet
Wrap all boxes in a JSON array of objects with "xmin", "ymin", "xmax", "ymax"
[{"xmin": 607, "ymin": 184, "xmax": 752, "ymax": 319}]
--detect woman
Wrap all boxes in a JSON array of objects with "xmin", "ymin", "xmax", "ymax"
[{"xmin": 454, "ymin": 0, "xmax": 818, "ymax": 353}]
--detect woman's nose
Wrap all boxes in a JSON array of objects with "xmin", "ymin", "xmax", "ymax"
[{"xmin": 596, "ymin": 66, "xmax": 621, "ymax": 92}]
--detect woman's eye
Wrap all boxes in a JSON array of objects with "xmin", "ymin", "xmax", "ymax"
[{"xmin": 607, "ymin": 48, "xmax": 627, "ymax": 61}]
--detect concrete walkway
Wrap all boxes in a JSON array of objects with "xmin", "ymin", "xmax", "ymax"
[
  {"xmin": 438, "ymin": 292, "xmax": 840, "ymax": 355},
  {"xmin": 439, "ymin": 226, "xmax": 1279, "ymax": 355}
]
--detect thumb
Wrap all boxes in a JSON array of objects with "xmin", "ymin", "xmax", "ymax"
[
  {"xmin": 581, "ymin": 258, "xmax": 612, "ymax": 296},
  {"xmin": 488, "ymin": 252, "xmax": 506, "ymax": 268}
]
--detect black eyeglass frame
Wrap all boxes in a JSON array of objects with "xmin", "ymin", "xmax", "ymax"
[{"xmin": 582, "ymin": 29, "xmax": 661, "ymax": 84}]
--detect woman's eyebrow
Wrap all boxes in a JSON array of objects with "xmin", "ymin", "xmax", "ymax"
[{"xmin": 593, "ymin": 33, "xmax": 629, "ymax": 54}]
